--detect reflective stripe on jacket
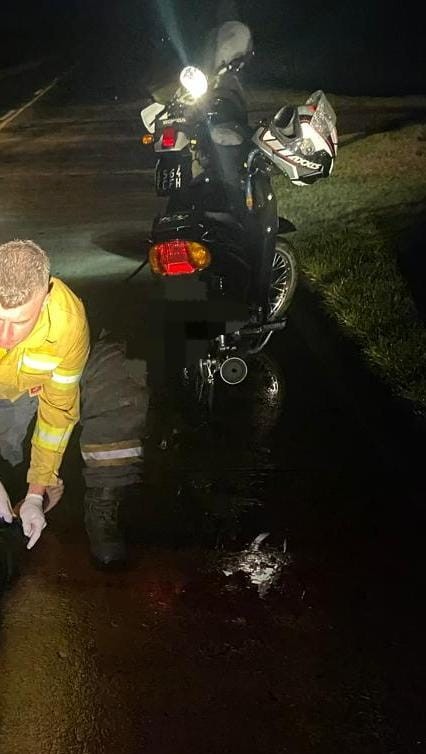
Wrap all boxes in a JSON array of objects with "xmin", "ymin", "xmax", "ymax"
[{"xmin": 0, "ymin": 277, "xmax": 90, "ymax": 485}]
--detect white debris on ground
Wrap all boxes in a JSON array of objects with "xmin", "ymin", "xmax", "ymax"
[{"xmin": 221, "ymin": 532, "xmax": 292, "ymax": 598}]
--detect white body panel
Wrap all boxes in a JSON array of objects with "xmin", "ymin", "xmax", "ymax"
[{"xmin": 141, "ymin": 102, "xmax": 164, "ymax": 133}]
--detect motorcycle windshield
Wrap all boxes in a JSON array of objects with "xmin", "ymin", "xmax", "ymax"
[
  {"xmin": 306, "ymin": 90, "xmax": 337, "ymax": 140},
  {"xmin": 203, "ymin": 21, "xmax": 253, "ymax": 74}
]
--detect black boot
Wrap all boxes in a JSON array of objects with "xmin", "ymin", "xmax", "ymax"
[{"xmin": 84, "ymin": 487, "xmax": 127, "ymax": 568}]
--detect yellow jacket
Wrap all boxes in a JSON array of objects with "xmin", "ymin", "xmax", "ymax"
[{"xmin": 0, "ymin": 278, "xmax": 90, "ymax": 485}]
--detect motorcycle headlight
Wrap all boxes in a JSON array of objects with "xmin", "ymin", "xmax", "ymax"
[{"xmin": 179, "ymin": 66, "xmax": 208, "ymax": 100}]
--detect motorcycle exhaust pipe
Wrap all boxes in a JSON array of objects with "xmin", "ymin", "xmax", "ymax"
[{"xmin": 219, "ymin": 357, "xmax": 248, "ymax": 385}]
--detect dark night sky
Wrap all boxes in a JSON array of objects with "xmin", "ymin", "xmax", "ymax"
[{"xmin": 1, "ymin": 0, "xmax": 423, "ymax": 94}]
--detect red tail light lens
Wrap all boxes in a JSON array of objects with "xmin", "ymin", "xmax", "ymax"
[
  {"xmin": 151, "ymin": 240, "xmax": 193, "ymax": 274},
  {"xmin": 161, "ymin": 127, "xmax": 176, "ymax": 148},
  {"xmin": 149, "ymin": 240, "xmax": 211, "ymax": 276}
]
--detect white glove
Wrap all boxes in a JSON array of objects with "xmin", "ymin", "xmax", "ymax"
[
  {"xmin": 19, "ymin": 494, "xmax": 47, "ymax": 550},
  {"xmin": 0, "ymin": 481, "xmax": 14, "ymax": 524}
]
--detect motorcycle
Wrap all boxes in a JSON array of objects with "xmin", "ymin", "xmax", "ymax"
[{"xmin": 140, "ymin": 21, "xmax": 337, "ymax": 401}]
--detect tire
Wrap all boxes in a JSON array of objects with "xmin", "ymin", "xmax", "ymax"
[
  {"xmin": 266, "ymin": 238, "xmax": 298, "ymax": 321},
  {"xmin": 182, "ymin": 351, "xmax": 285, "ymax": 437},
  {"xmin": 212, "ymin": 350, "xmax": 285, "ymax": 443}
]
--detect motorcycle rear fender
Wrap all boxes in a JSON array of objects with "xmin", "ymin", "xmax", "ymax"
[
  {"xmin": 151, "ymin": 210, "xmax": 246, "ymax": 257},
  {"xmin": 152, "ymin": 210, "xmax": 204, "ymax": 241}
]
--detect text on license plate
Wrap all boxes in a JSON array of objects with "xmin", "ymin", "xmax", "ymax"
[{"xmin": 160, "ymin": 164, "xmax": 183, "ymax": 192}]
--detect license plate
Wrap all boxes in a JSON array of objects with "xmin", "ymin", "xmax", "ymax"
[
  {"xmin": 155, "ymin": 154, "xmax": 193, "ymax": 196},
  {"xmin": 156, "ymin": 162, "xmax": 184, "ymax": 195}
]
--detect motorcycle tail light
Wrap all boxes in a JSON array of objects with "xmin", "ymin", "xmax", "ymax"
[
  {"xmin": 161, "ymin": 127, "xmax": 176, "ymax": 148},
  {"xmin": 149, "ymin": 240, "xmax": 211, "ymax": 276}
]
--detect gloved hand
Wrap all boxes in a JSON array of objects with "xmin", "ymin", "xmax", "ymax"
[
  {"xmin": 0, "ymin": 481, "xmax": 14, "ymax": 524},
  {"xmin": 19, "ymin": 494, "xmax": 46, "ymax": 550}
]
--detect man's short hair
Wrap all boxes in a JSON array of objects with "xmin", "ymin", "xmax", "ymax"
[{"xmin": 0, "ymin": 239, "xmax": 50, "ymax": 308}]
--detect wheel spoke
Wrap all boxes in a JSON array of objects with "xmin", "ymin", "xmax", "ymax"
[
  {"xmin": 267, "ymin": 245, "xmax": 296, "ymax": 318},
  {"xmin": 272, "ymin": 272, "xmax": 289, "ymax": 286}
]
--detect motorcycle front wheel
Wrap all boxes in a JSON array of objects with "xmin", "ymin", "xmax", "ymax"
[{"xmin": 266, "ymin": 238, "xmax": 298, "ymax": 321}]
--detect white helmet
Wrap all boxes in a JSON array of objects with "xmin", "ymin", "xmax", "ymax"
[{"xmin": 253, "ymin": 90, "xmax": 338, "ymax": 186}]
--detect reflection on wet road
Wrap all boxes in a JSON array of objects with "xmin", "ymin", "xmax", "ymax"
[
  {"xmin": 1, "ymin": 51, "xmax": 426, "ymax": 754},
  {"xmin": 2, "ymin": 340, "xmax": 426, "ymax": 753}
]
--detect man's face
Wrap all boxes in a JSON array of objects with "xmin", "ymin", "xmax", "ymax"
[{"xmin": 0, "ymin": 289, "xmax": 48, "ymax": 350}]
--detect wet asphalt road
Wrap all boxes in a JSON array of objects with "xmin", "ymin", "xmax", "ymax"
[{"xmin": 1, "ymin": 54, "xmax": 426, "ymax": 754}]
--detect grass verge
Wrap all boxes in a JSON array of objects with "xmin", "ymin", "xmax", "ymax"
[{"xmin": 274, "ymin": 123, "xmax": 426, "ymax": 411}]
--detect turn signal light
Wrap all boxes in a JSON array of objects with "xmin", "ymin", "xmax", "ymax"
[
  {"xmin": 149, "ymin": 240, "xmax": 211, "ymax": 275},
  {"xmin": 141, "ymin": 133, "xmax": 154, "ymax": 145}
]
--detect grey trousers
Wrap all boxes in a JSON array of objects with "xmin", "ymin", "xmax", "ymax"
[{"xmin": 0, "ymin": 336, "xmax": 149, "ymax": 490}]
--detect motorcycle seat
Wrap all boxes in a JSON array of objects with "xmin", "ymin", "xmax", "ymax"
[{"xmin": 210, "ymin": 124, "xmax": 245, "ymax": 146}]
